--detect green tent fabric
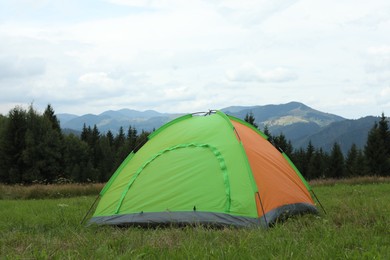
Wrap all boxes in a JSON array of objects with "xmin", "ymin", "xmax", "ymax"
[{"xmin": 89, "ymin": 111, "xmax": 318, "ymax": 227}]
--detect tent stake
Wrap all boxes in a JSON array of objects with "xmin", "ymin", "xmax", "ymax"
[
  {"xmin": 311, "ymin": 190, "xmax": 327, "ymax": 215},
  {"xmin": 256, "ymin": 192, "xmax": 268, "ymax": 227},
  {"xmin": 80, "ymin": 194, "xmax": 100, "ymax": 225}
]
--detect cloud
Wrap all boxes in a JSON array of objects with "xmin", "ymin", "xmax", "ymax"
[
  {"xmin": 376, "ymin": 86, "xmax": 390, "ymax": 106},
  {"xmin": 106, "ymin": 0, "xmax": 151, "ymax": 6},
  {"xmin": 1, "ymin": 0, "xmax": 390, "ymax": 119},
  {"xmin": 366, "ymin": 45, "xmax": 390, "ymax": 72},
  {"xmin": 0, "ymin": 56, "xmax": 46, "ymax": 79},
  {"xmin": 211, "ymin": 0, "xmax": 299, "ymax": 27},
  {"xmin": 368, "ymin": 45, "xmax": 390, "ymax": 55},
  {"xmin": 226, "ymin": 63, "xmax": 297, "ymax": 83},
  {"xmin": 348, "ymin": 6, "xmax": 390, "ymax": 28},
  {"xmin": 338, "ymin": 97, "xmax": 371, "ymax": 106},
  {"xmin": 365, "ymin": 45, "xmax": 390, "ymax": 84},
  {"xmin": 79, "ymin": 72, "xmax": 117, "ymax": 87}
]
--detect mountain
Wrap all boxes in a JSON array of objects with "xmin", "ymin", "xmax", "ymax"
[
  {"xmin": 56, "ymin": 113, "xmax": 78, "ymax": 125},
  {"xmin": 293, "ymin": 116, "xmax": 378, "ymax": 154},
  {"xmin": 57, "ymin": 102, "xmax": 378, "ymax": 153},
  {"xmin": 222, "ymin": 102, "xmax": 345, "ymax": 127},
  {"xmin": 222, "ymin": 102, "xmax": 348, "ymax": 143},
  {"xmin": 58, "ymin": 110, "xmax": 181, "ymax": 134}
]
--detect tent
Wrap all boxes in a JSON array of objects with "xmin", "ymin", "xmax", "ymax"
[{"xmin": 88, "ymin": 111, "xmax": 319, "ymax": 227}]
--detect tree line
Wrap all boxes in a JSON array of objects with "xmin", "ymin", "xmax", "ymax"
[
  {"xmin": 0, "ymin": 105, "xmax": 389, "ymax": 184},
  {"xmin": 0, "ymin": 104, "xmax": 149, "ymax": 184},
  {"xmin": 245, "ymin": 112, "xmax": 390, "ymax": 180}
]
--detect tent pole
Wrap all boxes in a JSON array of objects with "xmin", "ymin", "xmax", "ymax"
[
  {"xmin": 311, "ymin": 190, "xmax": 327, "ymax": 215},
  {"xmin": 256, "ymin": 192, "xmax": 268, "ymax": 227},
  {"xmin": 80, "ymin": 194, "xmax": 100, "ymax": 225}
]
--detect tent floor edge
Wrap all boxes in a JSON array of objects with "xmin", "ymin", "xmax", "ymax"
[
  {"xmin": 263, "ymin": 202, "xmax": 319, "ymax": 226},
  {"xmin": 88, "ymin": 211, "xmax": 266, "ymax": 228}
]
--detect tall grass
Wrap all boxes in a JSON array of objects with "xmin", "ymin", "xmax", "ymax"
[
  {"xmin": 310, "ymin": 175, "xmax": 390, "ymax": 186},
  {"xmin": 0, "ymin": 183, "xmax": 104, "ymax": 200},
  {"xmin": 1, "ymin": 176, "xmax": 389, "ymax": 200},
  {"xmin": 1, "ymin": 182, "xmax": 389, "ymax": 259}
]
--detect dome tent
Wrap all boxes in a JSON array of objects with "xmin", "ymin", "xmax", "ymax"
[{"xmin": 88, "ymin": 111, "xmax": 319, "ymax": 227}]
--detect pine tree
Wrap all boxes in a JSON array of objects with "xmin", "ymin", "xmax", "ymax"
[
  {"xmin": 91, "ymin": 125, "xmax": 100, "ymax": 147},
  {"xmin": 345, "ymin": 144, "xmax": 362, "ymax": 177},
  {"xmin": 21, "ymin": 105, "xmax": 63, "ymax": 183},
  {"xmin": 273, "ymin": 133, "xmax": 293, "ymax": 156},
  {"xmin": 97, "ymin": 135, "xmax": 115, "ymax": 182},
  {"xmin": 357, "ymin": 149, "xmax": 368, "ymax": 176},
  {"xmin": 81, "ymin": 123, "xmax": 91, "ymax": 143},
  {"xmin": 306, "ymin": 141, "xmax": 315, "ymax": 167},
  {"xmin": 1, "ymin": 107, "xmax": 27, "ymax": 183},
  {"xmin": 307, "ymin": 149, "xmax": 326, "ymax": 180},
  {"xmin": 364, "ymin": 121, "xmax": 389, "ymax": 175},
  {"xmin": 378, "ymin": 113, "xmax": 390, "ymax": 155},
  {"xmin": 134, "ymin": 130, "xmax": 150, "ymax": 152},
  {"xmin": 291, "ymin": 147, "xmax": 307, "ymax": 178},
  {"xmin": 127, "ymin": 126, "xmax": 138, "ymax": 151},
  {"xmin": 328, "ymin": 142, "xmax": 345, "ymax": 179},
  {"xmin": 262, "ymin": 125, "xmax": 273, "ymax": 143},
  {"xmin": 114, "ymin": 126, "xmax": 125, "ymax": 151},
  {"xmin": 43, "ymin": 104, "xmax": 61, "ymax": 133},
  {"xmin": 106, "ymin": 130, "xmax": 114, "ymax": 147},
  {"xmin": 90, "ymin": 125, "xmax": 102, "ymax": 169},
  {"xmin": 113, "ymin": 126, "xmax": 127, "ymax": 168},
  {"xmin": 0, "ymin": 115, "xmax": 9, "ymax": 182},
  {"xmin": 62, "ymin": 134, "xmax": 90, "ymax": 182},
  {"xmin": 244, "ymin": 112, "xmax": 258, "ymax": 129},
  {"xmin": 306, "ymin": 140, "xmax": 315, "ymax": 156}
]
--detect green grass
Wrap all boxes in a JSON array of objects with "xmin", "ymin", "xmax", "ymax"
[{"xmin": 1, "ymin": 182, "xmax": 389, "ymax": 259}]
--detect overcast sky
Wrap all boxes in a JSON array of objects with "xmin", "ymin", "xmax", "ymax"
[{"xmin": 0, "ymin": 0, "xmax": 389, "ymax": 119}]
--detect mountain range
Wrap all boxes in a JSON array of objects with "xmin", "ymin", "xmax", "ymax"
[{"xmin": 57, "ymin": 101, "xmax": 379, "ymax": 154}]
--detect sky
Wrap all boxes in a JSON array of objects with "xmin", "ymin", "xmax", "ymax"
[{"xmin": 0, "ymin": 0, "xmax": 390, "ymax": 119}]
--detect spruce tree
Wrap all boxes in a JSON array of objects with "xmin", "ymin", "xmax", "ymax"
[
  {"xmin": 127, "ymin": 126, "xmax": 138, "ymax": 151},
  {"xmin": 134, "ymin": 130, "xmax": 150, "ymax": 152},
  {"xmin": 291, "ymin": 147, "xmax": 307, "ymax": 178},
  {"xmin": 378, "ymin": 113, "xmax": 390, "ymax": 155},
  {"xmin": 244, "ymin": 112, "xmax": 258, "ymax": 129},
  {"xmin": 43, "ymin": 104, "xmax": 61, "ymax": 133},
  {"xmin": 106, "ymin": 130, "xmax": 114, "ymax": 147},
  {"xmin": 273, "ymin": 133, "xmax": 293, "ymax": 156},
  {"xmin": 81, "ymin": 123, "xmax": 91, "ymax": 143},
  {"xmin": 345, "ymin": 144, "xmax": 361, "ymax": 177},
  {"xmin": 306, "ymin": 141, "xmax": 315, "ymax": 167},
  {"xmin": 0, "ymin": 115, "xmax": 9, "ymax": 183},
  {"xmin": 364, "ymin": 120, "xmax": 389, "ymax": 175},
  {"xmin": 262, "ymin": 125, "xmax": 273, "ymax": 143},
  {"xmin": 114, "ymin": 126, "xmax": 127, "ymax": 168},
  {"xmin": 22, "ymin": 105, "xmax": 63, "ymax": 183},
  {"xmin": 97, "ymin": 135, "xmax": 115, "ymax": 182},
  {"xmin": 307, "ymin": 149, "xmax": 326, "ymax": 180},
  {"xmin": 62, "ymin": 134, "xmax": 90, "ymax": 182},
  {"xmin": 90, "ymin": 125, "xmax": 102, "ymax": 169},
  {"xmin": 328, "ymin": 142, "xmax": 345, "ymax": 179},
  {"xmin": 2, "ymin": 107, "xmax": 27, "ymax": 183}
]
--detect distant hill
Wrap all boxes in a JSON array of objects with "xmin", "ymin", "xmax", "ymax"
[
  {"xmin": 58, "ymin": 109, "xmax": 182, "ymax": 134},
  {"xmin": 222, "ymin": 101, "xmax": 345, "ymax": 127},
  {"xmin": 222, "ymin": 102, "xmax": 345, "ymax": 142},
  {"xmin": 293, "ymin": 116, "xmax": 379, "ymax": 154},
  {"xmin": 57, "ymin": 102, "xmax": 378, "ymax": 154}
]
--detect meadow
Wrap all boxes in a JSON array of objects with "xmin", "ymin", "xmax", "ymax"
[{"xmin": 1, "ymin": 178, "xmax": 389, "ymax": 259}]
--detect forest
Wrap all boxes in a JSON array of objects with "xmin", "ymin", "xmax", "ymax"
[{"xmin": 0, "ymin": 104, "xmax": 389, "ymax": 184}]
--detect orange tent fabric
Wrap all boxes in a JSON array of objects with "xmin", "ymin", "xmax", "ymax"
[{"xmin": 231, "ymin": 119, "xmax": 314, "ymax": 217}]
